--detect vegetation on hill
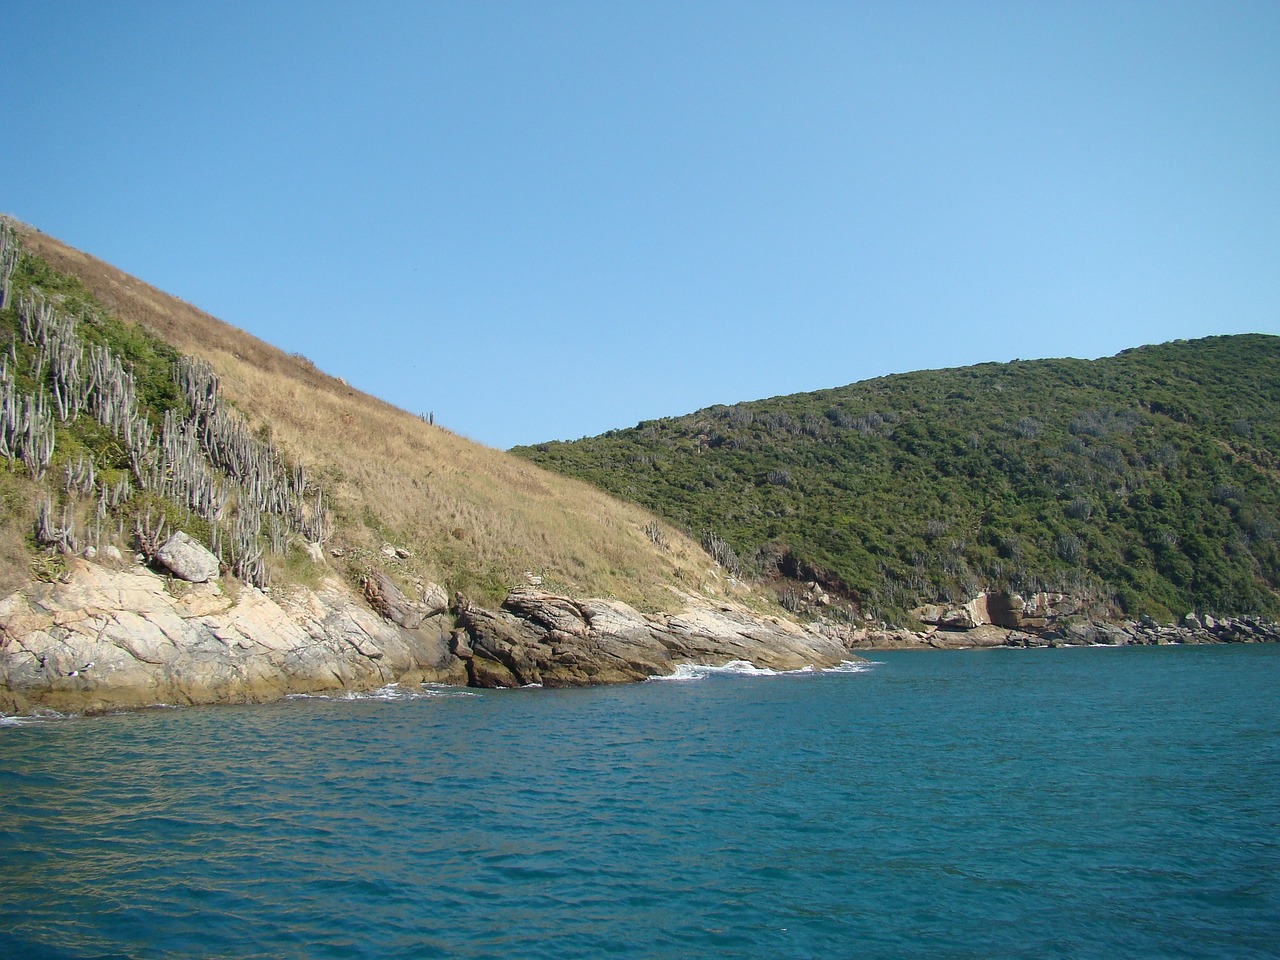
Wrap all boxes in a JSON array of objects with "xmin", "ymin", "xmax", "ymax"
[
  {"xmin": 2, "ymin": 219, "xmax": 716, "ymax": 610},
  {"xmin": 515, "ymin": 336, "xmax": 1280, "ymax": 622},
  {"xmin": 1, "ymin": 221, "xmax": 329, "ymax": 593}
]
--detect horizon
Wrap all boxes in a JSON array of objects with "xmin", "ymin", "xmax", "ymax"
[{"xmin": 5, "ymin": 1, "xmax": 1278, "ymax": 449}]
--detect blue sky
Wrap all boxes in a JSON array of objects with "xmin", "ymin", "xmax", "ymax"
[{"xmin": 5, "ymin": 1, "xmax": 1278, "ymax": 449}]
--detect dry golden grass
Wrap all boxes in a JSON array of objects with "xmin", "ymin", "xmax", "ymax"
[
  {"xmin": 0, "ymin": 471, "xmax": 41, "ymax": 597},
  {"xmin": 15, "ymin": 223, "xmax": 727, "ymax": 609}
]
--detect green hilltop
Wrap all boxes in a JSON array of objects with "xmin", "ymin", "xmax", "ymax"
[{"xmin": 514, "ymin": 336, "xmax": 1280, "ymax": 623}]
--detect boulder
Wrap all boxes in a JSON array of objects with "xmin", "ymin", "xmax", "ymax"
[
  {"xmin": 914, "ymin": 591, "xmax": 1099, "ymax": 633},
  {"xmin": 1064, "ymin": 621, "xmax": 1135, "ymax": 646},
  {"xmin": 986, "ymin": 592, "xmax": 1025, "ymax": 629},
  {"xmin": 154, "ymin": 532, "xmax": 220, "ymax": 583},
  {"xmin": 914, "ymin": 594, "xmax": 991, "ymax": 630}
]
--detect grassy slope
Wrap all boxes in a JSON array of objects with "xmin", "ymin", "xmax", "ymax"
[
  {"xmin": 11, "ymin": 223, "xmax": 716, "ymax": 610},
  {"xmin": 515, "ymin": 336, "xmax": 1280, "ymax": 622}
]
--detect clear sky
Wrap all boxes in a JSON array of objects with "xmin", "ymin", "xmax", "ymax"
[{"xmin": 4, "ymin": 1, "xmax": 1278, "ymax": 449}]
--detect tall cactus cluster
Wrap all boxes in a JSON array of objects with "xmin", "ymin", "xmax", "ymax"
[
  {"xmin": 173, "ymin": 357, "xmax": 331, "ymax": 584},
  {"xmin": 0, "ymin": 218, "xmax": 331, "ymax": 588},
  {"xmin": 0, "ymin": 217, "xmax": 18, "ymax": 310},
  {"xmin": 0, "ymin": 352, "xmax": 56, "ymax": 479},
  {"xmin": 0, "ymin": 223, "xmax": 56, "ymax": 478}
]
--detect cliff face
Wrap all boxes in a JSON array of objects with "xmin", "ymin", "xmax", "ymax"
[{"xmin": 0, "ymin": 554, "xmax": 854, "ymax": 716}]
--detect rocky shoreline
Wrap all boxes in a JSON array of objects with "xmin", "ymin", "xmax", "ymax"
[
  {"xmin": 828, "ymin": 588, "xmax": 1280, "ymax": 650},
  {"xmin": 0, "ymin": 553, "xmax": 851, "ymax": 717},
  {"xmin": 840, "ymin": 617, "xmax": 1280, "ymax": 651},
  {"xmin": 4, "ymin": 561, "xmax": 1276, "ymax": 718}
]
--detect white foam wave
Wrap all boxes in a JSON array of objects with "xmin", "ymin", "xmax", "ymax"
[
  {"xmin": 650, "ymin": 661, "xmax": 775, "ymax": 681},
  {"xmin": 286, "ymin": 683, "xmax": 479, "ymax": 703},
  {"xmin": 649, "ymin": 658, "xmax": 876, "ymax": 682},
  {"xmin": 648, "ymin": 660, "xmax": 778, "ymax": 682},
  {"xmin": 0, "ymin": 708, "xmax": 70, "ymax": 726},
  {"xmin": 823, "ymin": 659, "xmax": 876, "ymax": 673}
]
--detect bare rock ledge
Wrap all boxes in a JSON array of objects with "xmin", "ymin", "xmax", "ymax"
[
  {"xmin": 0, "ymin": 559, "xmax": 854, "ymax": 715},
  {"xmin": 456, "ymin": 587, "xmax": 852, "ymax": 688}
]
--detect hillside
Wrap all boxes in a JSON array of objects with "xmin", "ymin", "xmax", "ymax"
[
  {"xmin": 2, "ymin": 218, "xmax": 867, "ymax": 713},
  {"xmin": 2, "ymin": 218, "xmax": 721, "ymax": 609},
  {"xmin": 515, "ymin": 336, "xmax": 1280, "ymax": 622}
]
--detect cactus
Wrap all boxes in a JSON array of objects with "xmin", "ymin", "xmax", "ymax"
[
  {"xmin": 63, "ymin": 455, "xmax": 96, "ymax": 497},
  {"xmin": 176, "ymin": 355, "xmax": 330, "ymax": 552},
  {"xmin": 35, "ymin": 494, "xmax": 76, "ymax": 553},
  {"xmin": 701, "ymin": 529, "xmax": 742, "ymax": 578},
  {"xmin": 301, "ymin": 487, "xmax": 333, "ymax": 545},
  {"xmin": 0, "ymin": 217, "xmax": 18, "ymax": 309},
  {"xmin": 133, "ymin": 511, "xmax": 168, "ymax": 562},
  {"xmin": 19, "ymin": 391, "xmax": 55, "ymax": 479},
  {"xmin": 3, "ymin": 268, "xmax": 329, "ymax": 591}
]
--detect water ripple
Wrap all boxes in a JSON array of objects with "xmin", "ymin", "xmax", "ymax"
[{"xmin": 2, "ymin": 648, "xmax": 1279, "ymax": 959}]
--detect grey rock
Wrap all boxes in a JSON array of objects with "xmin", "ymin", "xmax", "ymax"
[
  {"xmin": 456, "ymin": 589, "xmax": 853, "ymax": 688},
  {"xmin": 1064, "ymin": 621, "xmax": 1134, "ymax": 645},
  {"xmin": 155, "ymin": 532, "xmax": 220, "ymax": 583},
  {"xmin": 915, "ymin": 590, "xmax": 1086, "ymax": 632},
  {"xmin": 503, "ymin": 588, "xmax": 590, "ymax": 638},
  {"xmin": 421, "ymin": 582, "xmax": 449, "ymax": 618},
  {"xmin": 0, "ymin": 558, "xmax": 465, "ymax": 716},
  {"xmin": 363, "ymin": 571, "xmax": 446, "ymax": 630},
  {"xmin": 450, "ymin": 629, "xmax": 473, "ymax": 659}
]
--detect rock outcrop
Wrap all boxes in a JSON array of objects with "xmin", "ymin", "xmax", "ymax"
[
  {"xmin": 913, "ymin": 591, "xmax": 1085, "ymax": 632},
  {"xmin": 0, "ymin": 558, "xmax": 464, "ymax": 716},
  {"xmin": 362, "ymin": 571, "xmax": 448, "ymax": 630},
  {"xmin": 840, "ymin": 593, "xmax": 1280, "ymax": 650},
  {"xmin": 1, "ymin": 560, "xmax": 857, "ymax": 715},
  {"xmin": 454, "ymin": 588, "xmax": 852, "ymax": 687},
  {"xmin": 19, "ymin": 557, "xmax": 1271, "ymax": 717}
]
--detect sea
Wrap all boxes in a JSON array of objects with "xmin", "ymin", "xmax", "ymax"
[{"xmin": 2, "ymin": 645, "xmax": 1278, "ymax": 960}]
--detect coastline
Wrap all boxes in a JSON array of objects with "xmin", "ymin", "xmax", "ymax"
[{"xmin": 0, "ymin": 556, "xmax": 852, "ymax": 717}]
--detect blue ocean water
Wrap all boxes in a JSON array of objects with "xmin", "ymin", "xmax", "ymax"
[{"xmin": 2, "ymin": 646, "xmax": 1278, "ymax": 960}]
